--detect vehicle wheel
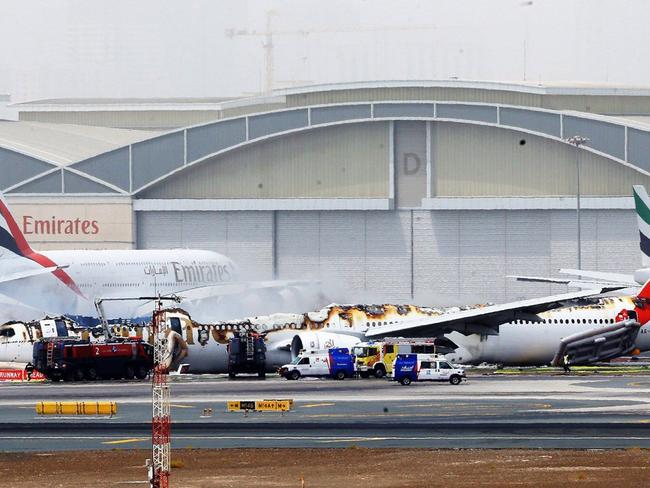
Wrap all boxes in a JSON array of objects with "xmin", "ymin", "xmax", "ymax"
[
  {"xmin": 228, "ymin": 372, "xmax": 237, "ymax": 379},
  {"xmin": 373, "ymin": 366, "xmax": 386, "ymax": 379},
  {"xmin": 258, "ymin": 371, "xmax": 266, "ymax": 379},
  {"xmin": 359, "ymin": 371, "xmax": 370, "ymax": 379},
  {"xmin": 289, "ymin": 370, "xmax": 301, "ymax": 381},
  {"xmin": 449, "ymin": 375, "xmax": 462, "ymax": 385},
  {"xmin": 400, "ymin": 377, "xmax": 412, "ymax": 386},
  {"xmin": 135, "ymin": 365, "xmax": 148, "ymax": 380},
  {"xmin": 63, "ymin": 370, "xmax": 75, "ymax": 382},
  {"xmin": 50, "ymin": 375, "xmax": 61, "ymax": 383},
  {"xmin": 335, "ymin": 370, "xmax": 346, "ymax": 380},
  {"xmin": 74, "ymin": 368, "xmax": 85, "ymax": 381},
  {"xmin": 124, "ymin": 365, "xmax": 135, "ymax": 380},
  {"xmin": 85, "ymin": 367, "xmax": 98, "ymax": 381}
]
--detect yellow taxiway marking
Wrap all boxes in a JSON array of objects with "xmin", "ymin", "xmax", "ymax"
[
  {"xmin": 300, "ymin": 403, "xmax": 335, "ymax": 409},
  {"xmin": 102, "ymin": 438, "xmax": 149, "ymax": 445},
  {"xmin": 170, "ymin": 404, "xmax": 195, "ymax": 409}
]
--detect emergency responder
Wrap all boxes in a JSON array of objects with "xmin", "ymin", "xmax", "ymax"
[{"xmin": 563, "ymin": 353, "xmax": 571, "ymax": 373}]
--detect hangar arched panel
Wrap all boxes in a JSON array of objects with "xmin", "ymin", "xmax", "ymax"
[
  {"xmin": 63, "ymin": 170, "xmax": 117, "ymax": 193},
  {"xmin": 7, "ymin": 170, "xmax": 62, "ymax": 194},
  {"xmin": 71, "ymin": 147, "xmax": 130, "ymax": 191},
  {"xmin": 432, "ymin": 123, "xmax": 650, "ymax": 197},
  {"xmin": 139, "ymin": 123, "xmax": 390, "ymax": 199},
  {"xmin": 0, "ymin": 148, "xmax": 56, "ymax": 191}
]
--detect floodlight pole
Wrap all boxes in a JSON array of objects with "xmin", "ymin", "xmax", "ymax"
[{"xmin": 566, "ymin": 135, "xmax": 590, "ymax": 270}]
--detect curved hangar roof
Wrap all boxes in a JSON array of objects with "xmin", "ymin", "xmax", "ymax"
[{"xmin": 5, "ymin": 80, "xmax": 650, "ymax": 198}]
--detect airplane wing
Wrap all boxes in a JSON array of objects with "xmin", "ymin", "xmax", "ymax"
[
  {"xmin": 559, "ymin": 268, "xmax": 637, "ymax": 285},
  {"xmin": 508, "ymin": 269, "xmax": 638, "ymax": 288},
  {"xmin": 507, "ymin": 275, "xmax": 630, "ymax": 289},
  {"xmin": 365, "ymin": 286, "xmax": 626, "ymax": 339}
]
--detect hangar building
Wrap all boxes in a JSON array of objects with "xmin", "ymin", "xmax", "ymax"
[{"xmin": 3, "ymin": 80, "xmax": 650, "ymax": 304}]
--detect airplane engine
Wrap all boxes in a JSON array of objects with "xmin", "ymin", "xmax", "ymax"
[
  {"xmin": 166, "ymin": 330, "xmax": 188, "ymax": 371},
  {"xmin": 290, "ymin": 331, "xmax": 362, "ymax": 359}
]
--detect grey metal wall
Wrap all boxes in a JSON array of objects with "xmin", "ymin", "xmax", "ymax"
[
  {"xmin": 139, "ymin": 123, "xmax": 390, "ymax": 199},
  {"xmin": 136, "ymin": 208, "xmax": 641, "ymax": 306},
  {"xmin": 413, "ymin": 209, "xmax": 639, "ymax": 304},
  {"xmin": 276, "ymin": 210, "xmax": 413, "ymax": 303},
  {"xmin": 394, "ymin": 121, "xmax": 427, "ymax": 208},
  {"xmin": 433, "ymin": 123, "xmax": 650, "ymax": 196},
  {"xmin": 136, "ymin": 211, "xmax": 274, "ymax": 280}
]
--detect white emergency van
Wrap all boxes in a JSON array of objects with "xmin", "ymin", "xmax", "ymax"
[
  {"xmin": 392, "ymin": 353, "xmax": 465, "ymax": 385},
  {"xmin": 278, "ymin": 348, "xmax": 355, "ymax": 380}
]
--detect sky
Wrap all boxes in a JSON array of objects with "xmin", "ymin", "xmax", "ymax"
[{"xmin": 0, "ymin": 0, "xmax": 648, "ymax": 102}]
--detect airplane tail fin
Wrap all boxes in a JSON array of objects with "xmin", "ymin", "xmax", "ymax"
[
  {"xmin": 636, "ymin": 278, "xmax": 650, "ymax": 301},
  {"xmin": 633, "ymin": 185, "xmax": 650, "ymax": 267},
  {"xmin": 0, "ymin": 193, "xmax": 36, "ymax": 259},
  {"xmin": 0, "ymin": 194, "xmax": 82, "ymax": 296}
]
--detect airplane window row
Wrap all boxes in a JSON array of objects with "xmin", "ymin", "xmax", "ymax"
[
  {"xmin": 369, "ymin": 321, "xmax": 396, "ymax": 327},
  {"xmin": 122, "ymin": 261, "xmax": 211, "ymax": 266},
  {"xmin": 102, "ymin": 283, "xmax": 144, "ymax": 288},
  {"xmin": 513, "ymin": 318, "xmax": 616, "ymax": 325}
]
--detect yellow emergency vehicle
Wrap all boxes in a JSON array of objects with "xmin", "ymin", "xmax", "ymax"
[{"xmin": 352, "ymin": 338, "xmax": 440, "ymax": 378}]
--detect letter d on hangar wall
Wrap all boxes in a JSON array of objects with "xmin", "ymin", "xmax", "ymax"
[{"xmin": 403, "ymin": 152, "xmax": 422, "ymax": 175}]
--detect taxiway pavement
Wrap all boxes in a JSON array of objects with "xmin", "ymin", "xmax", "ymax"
[{"xmin": 2, "ymin": 373, "xmax": 650, "ymax": 450}]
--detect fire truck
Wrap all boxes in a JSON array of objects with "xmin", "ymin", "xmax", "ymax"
[
  {"xmin": 33, "ymin": 337, "xmax": 153, "ymax": 382},
  {"xmin": 31, "ymin": 299, "xmax": 155, "ymax": 382},
  {"xmin": 227, "ymin": 331, "xmax": 266, "ymax": 379}
]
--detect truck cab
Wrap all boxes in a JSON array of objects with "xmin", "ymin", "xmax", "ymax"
[
  {"xmin": 353, "ymin": 339, "xmax": 440, "ymax": 379},
  {"xmin": 392, "ymin": 353, "xmax": 465, "ymax": 386},
  {"xmin": 279, "ymin": 348, "xmax": 354, "ymax": 380},
  {"xmin": 353, "ymin": 342, "xmax": 396, "ymax": 378}
]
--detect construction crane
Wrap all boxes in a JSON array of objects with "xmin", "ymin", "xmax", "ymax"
[{"xmin": 225, "ymin": 11, "xmax": 436, "ymax": 93}]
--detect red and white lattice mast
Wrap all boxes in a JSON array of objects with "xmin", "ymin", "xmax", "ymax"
[{"xmin": 150, "ymin": 301, "xmax": 171, "ymax": 488}]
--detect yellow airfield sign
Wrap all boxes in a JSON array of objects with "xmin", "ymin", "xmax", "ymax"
[{"xmin": 227, "ymin": 399, "xmax": 294, "ymax": 412}]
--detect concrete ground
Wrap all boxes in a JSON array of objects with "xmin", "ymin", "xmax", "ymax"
[{"xmin": 2, "ymin": 372, "xmax": 650, "ymax": 450}]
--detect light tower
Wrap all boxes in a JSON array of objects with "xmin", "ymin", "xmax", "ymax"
[
  {"xmin": 150, "ymin": 301, "xmax": 171, "ymax": 488},
  {"xmin": 566, "ymin": 135, "xmax": 590, "ymax": 270}
]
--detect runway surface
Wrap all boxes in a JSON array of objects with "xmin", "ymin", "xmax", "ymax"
[{"xmin": 2, "ymin": 373, "xmax": 650, "ymax": 450}]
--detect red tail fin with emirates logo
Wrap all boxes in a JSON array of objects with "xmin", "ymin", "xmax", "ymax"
[
  {"xmin": 0, "ymin": 194, "xmax": 82, "ymax": 296},
  {"xmin": 633, "ymin": 279, "xmax": 650, "ymax": 325}
]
